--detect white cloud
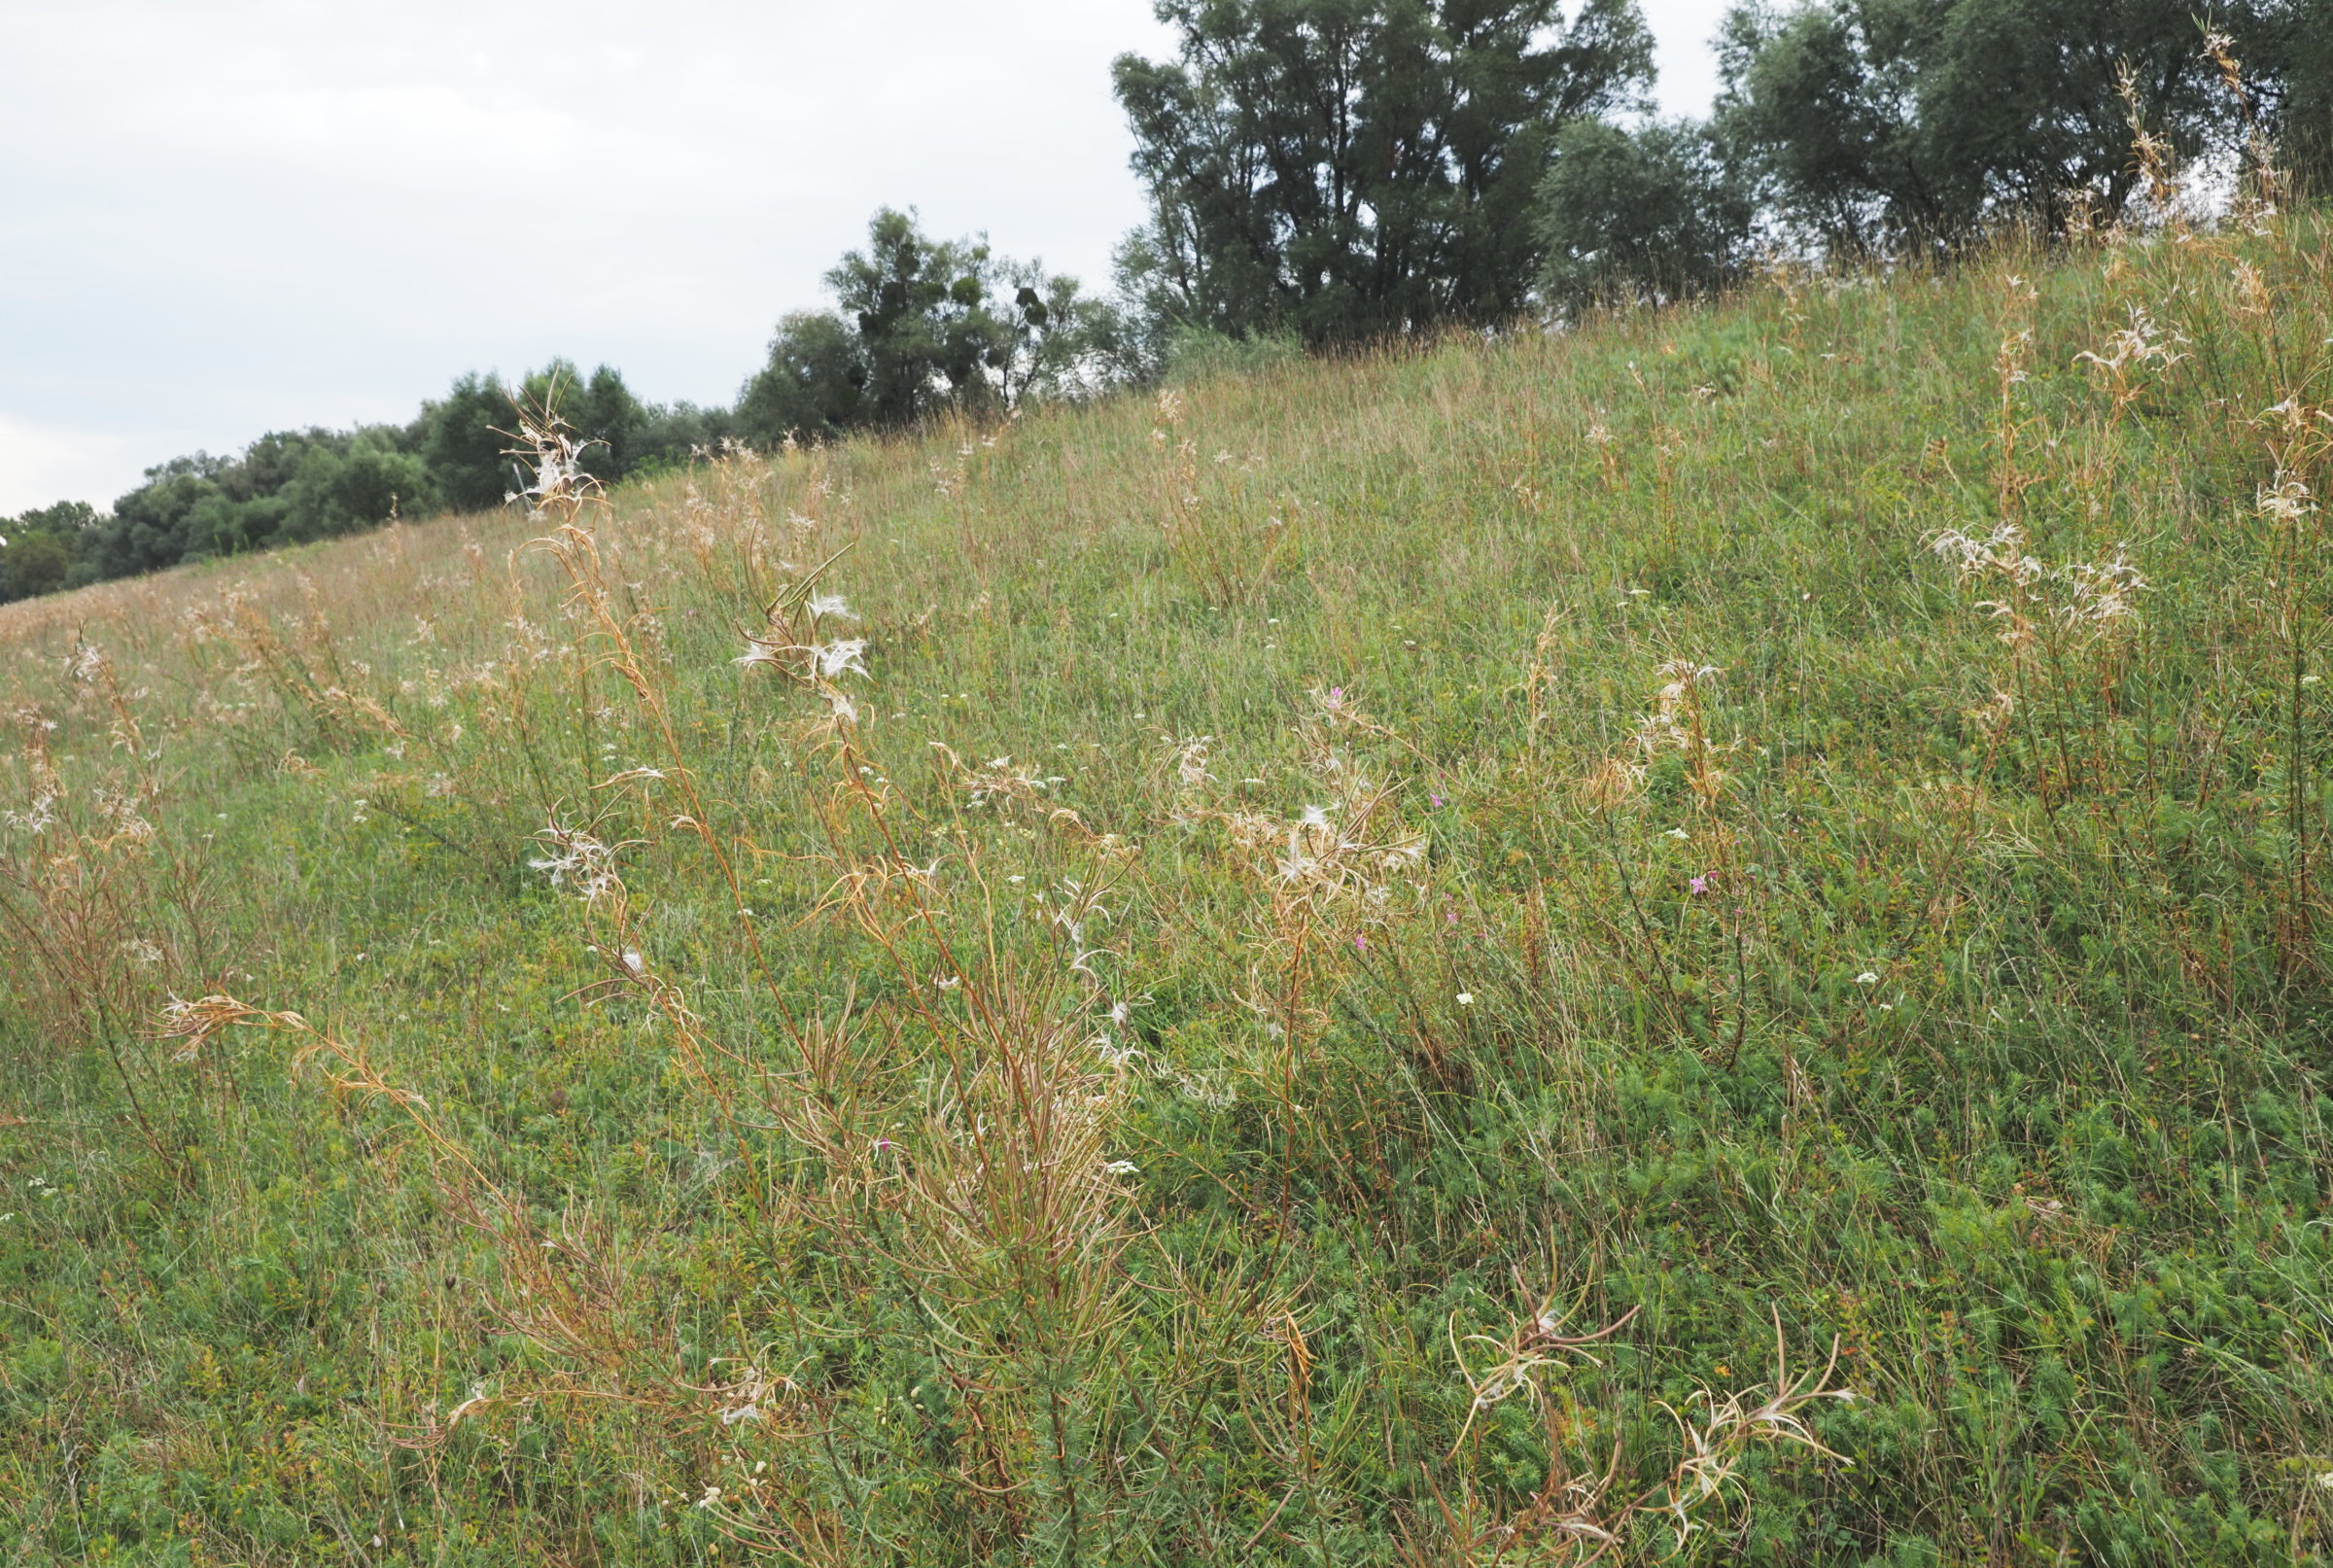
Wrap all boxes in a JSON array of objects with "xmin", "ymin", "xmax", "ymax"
[
  {"xmin": 0, "ymin": 416, "xmax": 170, "ymax": 516},
  {"xmin": 1645, "ymin": 0, "xmax": 1736, "ymax": 122}
]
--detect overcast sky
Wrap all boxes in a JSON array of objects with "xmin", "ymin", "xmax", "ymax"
[{"xmin": 0, "ymin": 0, "xmax": 1733, "ymax": 515}]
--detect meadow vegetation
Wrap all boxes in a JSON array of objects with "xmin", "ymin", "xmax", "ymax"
[{"xmin": 3, "ymin": 201, "xmax": 2332, "ymax": 1565}]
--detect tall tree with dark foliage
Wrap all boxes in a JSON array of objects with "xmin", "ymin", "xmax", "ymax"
[
  {"xmin": 1712, "ymin": 0, "xmax": 2297, "ymax": 253},
  {"xmin": 1113, "ymin": 0, "xmax": 1654, "ymax": 344},
  {"xmin": 738, "ymin": 209, "xmax": 1110, "ymax": 444}
]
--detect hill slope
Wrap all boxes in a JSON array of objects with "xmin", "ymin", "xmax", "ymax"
[{"xmin": 5, "ymin": 217, "xmax": 2332, "ymax": 1566}]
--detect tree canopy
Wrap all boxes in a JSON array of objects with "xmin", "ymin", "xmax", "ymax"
[
  {"xmin": 737, "ymin": 208, "xmax": 1111, "ymax": 446},
  {"xmin": 1535, "ymin": 115, "xmax": 1757, "ymax": 306},
  {"xmin": 0, "ymin": 502, "xmax": 94, "ymax": 603},
  {"xmin": 1111, "ymin": 0, "xmax": 1655, "ymax": 344},
  {"xmin": 1712, "ymin": 0, "xmax": 2295, "ymax": 253}
]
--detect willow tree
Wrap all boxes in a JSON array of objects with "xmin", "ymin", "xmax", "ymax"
[{"xmin": 1112, "ymin": 0, "xmax": 1655, "ymax": 344}]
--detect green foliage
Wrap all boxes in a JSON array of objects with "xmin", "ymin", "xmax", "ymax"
[
  {"xmin": 2253, "ymin": 0, "xmax": 2333, "ymax": 194},
  {"xmin": 0, "ymin": 366, "xmax": 746, "ymax": 611},
  {"xmin": 6, "ymin": 499, "xmax": 99, "ymax": 540},
  {"xmin": 88, "ymin": 453, "xmax": 230, "ymax": 579},
  {"xmin": 739, "ymin": 209, "xmax": 1114, "ymax": 444},
  {"xmin": 1536, "ymin": 117, "xmax": 1758, "ymax": 307},
  {"xmin": 519, "ymin": 360, "xmax": 719, "ymax": 482},
  {"xmin": 0, "ymin": 503, "xmax": 93, "ymax": 603},
  {"xmin": 626, "ymin": 400, "xmax": 739, "ymax": 477},
  {"xmin": 1711, "ymin": 0, "xmax": 2288, "ymax": 250},
  {"xmin": 0, "ymin": 533, "xmax": 71, "ymax": 602},
  {"xmin": 1112, "ymin": 0, "xmax": 1655, "ymax": 344},
  {"xmin": 830, "ymin": 207, "xmax": 1020, "ymax": 425},
  {"xmin": 85, "ymin": 427, "xmax": 432, "ymax": 577},
  {"xmin": 738, "ymin": 308, "xmax": 868, "ymax": 445},
  {"xmin": 278, "ymin": 429, "xmax": 432, "ymax": 544},
  {"xmin": 427, "ymin": 362, "xmax": 719, "ymax": 506},
  {"xmin": 420, "ymin": 369, "xmax": 521, "ymax": 512}
]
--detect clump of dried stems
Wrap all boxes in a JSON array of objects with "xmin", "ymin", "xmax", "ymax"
[
  {"xmin": 1151, "ymin": 388, "xmax": 1294, "ymax": 606},
  {"xmin": 1420, "ymin": 1290, "xmax": 1852, "ymax": 1564},
  {"xmin": 0, "ymin": 641, "xmax": 218, "ymax": 1174}
]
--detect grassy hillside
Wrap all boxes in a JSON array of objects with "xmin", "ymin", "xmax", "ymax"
[{"xmin": 4, "ymin": 213, "xmax": 2332, "ymax": 1567}]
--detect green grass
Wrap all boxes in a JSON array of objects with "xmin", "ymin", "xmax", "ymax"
[{"xmin": 4, "ymin": 215, "xmax": 2332, "ymax": 1567}]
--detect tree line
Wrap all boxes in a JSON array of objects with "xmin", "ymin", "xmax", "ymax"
[{"xmin": 5, "ymin": 0, "xmax": 2324, "ymax": 605}]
